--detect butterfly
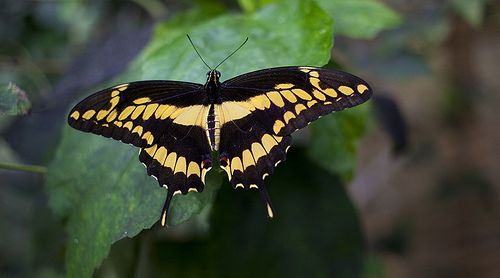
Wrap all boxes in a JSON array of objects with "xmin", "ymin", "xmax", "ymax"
[{"xmin": 68, "ymin": 37, "xmax": 372, "ymax": 226}]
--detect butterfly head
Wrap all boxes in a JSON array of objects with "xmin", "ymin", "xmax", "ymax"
[{"xmin": 207, "ymin": 70, "xmax": 221, "ymax": 83}]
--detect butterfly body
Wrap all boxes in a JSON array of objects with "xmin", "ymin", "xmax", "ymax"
[{"xmin": 68, "ymin": 66, "xmax": 372, "ymax": 226}]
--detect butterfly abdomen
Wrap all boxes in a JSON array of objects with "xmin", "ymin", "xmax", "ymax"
[{"xmin": 206, "ymin": 104, "xmax": 221, "ymax": 151}]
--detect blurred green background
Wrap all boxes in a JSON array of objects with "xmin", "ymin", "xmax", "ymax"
[{"xmin": 1, "ymin": 0, "xmax": 499, "ymax": 277}]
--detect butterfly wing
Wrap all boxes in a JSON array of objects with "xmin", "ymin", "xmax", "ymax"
[
  {"xmin": 217, "ymin": 66, "xmax": 372, "ymax": 216},
  {"xmin": 220, "ymin": 66, "xmax": 372, "ymax": 136},
  {"xmin": 68, "ymin": 81, "xmax": 212, "ymax": 226}
]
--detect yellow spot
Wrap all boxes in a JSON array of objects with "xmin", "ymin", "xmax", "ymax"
[
  {"xmin": 142, "ymin": 131, "xmax": 154, "ymax": 145},
  {"xmin": 102, "ymin": 123, "xmax": 109, "ymax": 127},
  {"xmin": 219, "ymin": 102, "xmax": 251, "ymax": 123},
  {"xmin": 338, "ymin": 86, "xmax": 354, "ymax": 96},
  {"xmin": 295, "ymin": 104, "xmax": 307, "ymax": 115},
  {"xmin": 164, "ymin": 152, "xmax": 177, "ymax": 170},
  {"xmin": 153, "ymin": 147, "xmax": 168, "ymax": 164},
  {"xmin": 118, "ymin": 106, "xmax": 134, "ymax": 120},
  {"xmin": 173, "ymin": 105, "xmax": 207, "ymax": 126},
  {"xmin": 272, "ymin": 135, "xmax": 283, "ymax": 143},
  {"xmin": 123, "ymin": 121, "xmax": 133, "ymax": 131},
  {"xmin": 82, "ymin": 110, "xmax": 96, "ymax": 120},
  {"xmin": 133, "ymin": 97, "xmax": 151, "ymax": 104},
  {"xmin": 274, "ymin": 83, "xmax": 294, "ymax": 90},
  {"xmin": 235, "ymin": 101, "xmax": 256, "ymax": 112},
  {"xmin": 161, "ymin": 210, "xmax": 167, "ymax": 226},
  {"xmin": 114, "ymin": 121, "xmax": 123, "ymax": 127},
  {"xmin": 249, "ymin": 95, "xmax": 271, "ymax": 110},
  {"xmin": 357, "ymin": 84, "xmax": 369, "ymax": 94},
  {"xmin": 263, "ymin": 173, "xmax": 269, "ymax": 179},
  {"xmin": 267, "ymin": 203, "xmax": 274, "ymax": 218},
  {"xmin": 249, "ymin": 184, "xmax": 258, "ymax": 189},
  {"xmin": 324, "ymin": 101, "xmax": 332, "ymax": 105},
  {"xmin": 70, "ymin": 111, "xmax": 80, "ymax": 120},
  {"xmin": 187, "ymin": 162, "xmax": 201, "ymax": 177},
  {"xmin": 114, "ymin": 84, "xmax": 129, "ymax": 91},
  {"xmin": 188, "ymin": 188, "xmax": 198, "ymax": 193},
  {"xmin": 251, "ymin": 143, "xmax": 267, "ymax": 162},
  {"xmin": 242, "ymin": 150, "xmax": 255, "ymax": 169},
  {"xmin": 111, "ymin": 90, "xmax": 120, "ymax": 97},
  {"xmin": 173, "ymin": 190, "xmax": 182, "ymax": 196},
  {"xmin": 312, "ymin": 89, "xmax": 326, "ymax": 101},
  {"xmin": 106, "ymin": 110, "xmax": 118, "ymax": 122},
  {"xmin": 273, "ymin": 120, "xmax": 285, "ymax": 134},
  {"xmin": 261, "ymin": 134, "xmax": 278, "ymax": 153},
  {"xmin": 96, "ymin": 97, "xmax": 120, "ymax": 120},
  {"xmin": 307, "ymin": 100, "xmax": 318, "ymax": 108},
  {"xmin": 174, "ymin": 157, "xmax": 186, "ymax": 174},
  {"xmin": 309, "ymin": 77, "xmax": 321, "ymax": 89},
  {"xmin": 231, "ymin": 157, "xmax": 243, "ymax": 174},
  {"xmin": 236, "ymin": 184, "xmax": 244, "ymax": 189},
  {"xmin": 96, "ymin": 110, "xmax": 108, "ymax": 121},
  {"xmin": 145, "ymin": 145, "xmax": 157, "ymax": 156},
  {"xmin": 154, "ymin": 105, "xmax": 168, "ymax": 119},
  {"xmin": 201, "ymin": 166, "xmax": 211, "ymax": 183},
  {"xmin": 143, "ymin": 104, "xmax": 159, "ymax": 120},
  {"xmin": 132, "ymin": 125, "xmax": 143, "ymax": 136},
  {"xmin": 280, "ymin": 90, "xmax": 297, "ymax": 103},
  {"xmin": 309, "ymin": 71, "xmax": 319, "ymax": 78},
  {"xmin": 322, "ymin": 88, "xmax": 338, "ymax": 98},
  {"xmin": 131, "ymin": 105, "xmax": 145, "ymax": 120},
  {"xmin": 159, "ymin": 105, "xmax": 178, "ymax": 120},
  {"xmin": 283, "ymin": 111, "xmax": 296, "ymax": 124},
  {"xmin": 292, "ymin": 88, "xmax": 312, "ymax": 100},
  {"xmin": 169, "ymin": 106, "xmax": 190, "ymax": 119},
  {"xmin": 299, "ymin": 67, "xmax": 312, "ymax": 73},
  {"xmin": 221, "ymin": 164, "xmax": 231, "ymax": 180},
  {"xmin": 266, "ymin": 91, "xmax": 285, "ymax": 107}
]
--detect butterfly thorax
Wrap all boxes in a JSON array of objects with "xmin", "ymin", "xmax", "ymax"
[{"xmin": 204, "ymin": 70, "xmax": 222, "ymax": 104}]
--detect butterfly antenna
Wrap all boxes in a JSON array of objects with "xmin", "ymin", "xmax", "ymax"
[
  {"xmin": 214, "ymin": 37, "xmax": 249, "ymax": 70},
  {"xmin": 186, "ymin": 34, "xmax": 212, "ymax": 70}
]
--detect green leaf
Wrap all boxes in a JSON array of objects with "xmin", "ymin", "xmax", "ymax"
[
  {"xmin": 0, "ymin": 82, "xmax": 31, "ymax": 116},
  {"xmin": 315, "ymin": 0, "xmax": 402, "ymax": 39},
  {"xmin": 238, "ymin": 0, "xmax": 274, "ymax": 13},
  {"xmin": 309, "ymin": 104, "xmax": 370, "ymax": 181},
  {"xmin": 47, "ymin": 0, "xmax": 334, "ymax": 276},
  {"xmin": 47, "ymin": 127, "xmax": 222, "ymax": 277},
  {"xmin": 448, "ymin": 0, "xmax": 488, "ymax": 27}
]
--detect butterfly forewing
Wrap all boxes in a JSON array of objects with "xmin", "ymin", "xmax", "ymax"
[{"xmin": 219, "ymin": 66, "xmax": 372, "ymax": 136}]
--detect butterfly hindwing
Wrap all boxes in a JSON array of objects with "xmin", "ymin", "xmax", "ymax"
[
  {"xmin": 220, "ymin": 66, "xmax": 372, "ymax": 136},
  {"xmin": 218, "ymin": 114, "xmax": 292, "ymax": 217},
  {"xmin": 138, "ymin": 123, "xmax": 212, "ymax": 225}
]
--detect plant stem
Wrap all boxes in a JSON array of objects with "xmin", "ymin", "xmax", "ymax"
[{"xmin": 0, "ymin": 161, "xmax": 47, "ymax": 174}]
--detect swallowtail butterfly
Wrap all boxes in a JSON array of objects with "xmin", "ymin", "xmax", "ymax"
[{"xmin": 68, "ymin": 36, "xmax": 372, "ymax": 226}]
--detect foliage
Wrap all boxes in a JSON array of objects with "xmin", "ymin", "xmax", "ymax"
[
  {"xmin": 23, "ymin": 0, "xmax": 399, "ymax": 276},
  {"xmin": 0, "ymin": 83, "xmax": 31, "ymax": 116}
]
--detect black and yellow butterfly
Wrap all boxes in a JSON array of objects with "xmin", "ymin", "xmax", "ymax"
[{"xmin": 68, "ymin": 41, "xmax": 372, "ymax": 226}]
